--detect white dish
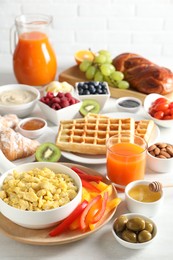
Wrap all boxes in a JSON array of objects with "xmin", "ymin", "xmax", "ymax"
[
  {"xmin": 144, "ymin": 93, "xmax": 173, "ymax": 128},
  {"xmin": 61, "ymin": 112, "xmax": 160, "ymax": 165}
]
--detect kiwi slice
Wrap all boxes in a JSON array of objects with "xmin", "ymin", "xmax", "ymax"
[
  {"xmin": 80, "ymin": 99, "xmax": 100, "ymax": 116},
  {"xmin": 35, "ymin": 142, "xmax": 61, "ymax": 162}
]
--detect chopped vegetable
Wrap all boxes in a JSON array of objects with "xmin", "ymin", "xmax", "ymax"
[
  {"xmin": 91, "ymin": 192, "xmax": 108, "ymax": 224},
  {"xmin": 81, "ymin": 179, "xmax": 101, "ymax": 193},
  {"xmin": 49, "ymin": 200, "xmax": 88, "ymax": 237},
  {"xmin": 80, "ymin": 195, "xmax": 101, "ymax": 231},
  {"xmin": 71, "ymin": 166, "xmax": 103, "ymax": 183}
]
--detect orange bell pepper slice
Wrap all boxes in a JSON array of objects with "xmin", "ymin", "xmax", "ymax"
[{"xmin": 80, "ymin": 194, "xmax": 101, "ymax": 231}]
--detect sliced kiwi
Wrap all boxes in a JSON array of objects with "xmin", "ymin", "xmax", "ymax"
[
  {"xmin": 80, "ymin": 99, "xmax": 100, "ymax": 116},
  {"xmin": 35, "ymin": 142, "xmax": 61, "ymax": 162}
]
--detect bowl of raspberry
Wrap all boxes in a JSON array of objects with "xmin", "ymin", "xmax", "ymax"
[{"xmin": 38, "ymin": 92, "xmax": 82, "ymax": 125}]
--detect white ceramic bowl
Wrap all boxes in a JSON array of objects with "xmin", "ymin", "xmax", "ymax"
[
  {"xmin": 125, "ymin": 180, "xmax": 163, "ymax": 217},
  {"xmin": 75, "ymin": 81, "xmax": 110, "ymax": 110},
  {"xmin": 0, "ymin": 84, "xmax": 40, "ymax": 117},
  {"xmin": 144, "ymin": 93, "xmax": 173, "ymax": 128},
  {"xmin": 38, "ymin": 99, "xmax": 82, "ymax": 125},
  {"xmin": 112, "ymin": 213, "xmax": 157, "ymax": 249},
  {"xmin": 0, "ymin": 162, "xmax": 82, "ymax": 229},
  {"xmin": 116, "ymin": 96, "xmax": 142, "ymax": 113},
  {"xmin": 17, "ymin": 117, "xmax": 47, "ymax": 139},
  {"xmin": 147, "ymin": 144, "xmax": 173, "ymax": 173}
]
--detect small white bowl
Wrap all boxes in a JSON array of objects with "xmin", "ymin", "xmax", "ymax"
[
  {"xmin": 75, "ymin": 81, "xmax": 110, "ymax": 110},
  {"xmin": 116, "ymin": 96, "xmax": 142, "ymax": 113},
  {"xmin": 0, "ymin": 162, "xmax": 82, "ymax": 229},
  {"xmin": 112, "ymin": 213, "xmax": 157, "ymax": 249},
  {"xmin": 147, "ymin": 144, "xmax": 173, "ymax": 173},
  {"xmin": 125, "ymin": 180, "xmax": 163, "ymax": 217},
  {"xmin": 144, "ymin": 93, "xmax": 173, "ymax": 128},
  {"xmin": 17, "ymin": 117, "xmax": 47, "ymax": 139},
  {"xmin": 0, "ymin": 84, "xmax": 40, "ymax": 118},
  {"xmin": 38, "ymin": 98, "xmax": 82, "ymax": 125}
]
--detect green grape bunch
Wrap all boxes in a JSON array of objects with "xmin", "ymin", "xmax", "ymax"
[{"xmin": 79, "ymin": 50, "xmax": 130, "ymax": 89}]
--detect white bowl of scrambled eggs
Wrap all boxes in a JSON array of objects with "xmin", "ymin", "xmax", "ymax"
[
  {"xmin": 0, "ymin": 84, "xmax": 40, "ymax": 118},
  {"xmin": 0, "ymin": 162, "xmax": 82, "ymax": 229}
]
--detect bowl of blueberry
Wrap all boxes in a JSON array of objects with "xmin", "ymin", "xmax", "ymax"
[{"xmin": 75, "ymin": 81, "xmax": 110, "ymax": 116}]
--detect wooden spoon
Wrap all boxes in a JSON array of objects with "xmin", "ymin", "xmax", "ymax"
[{"xmin": 149, "ymin": 181, "xmax": 173, "ymax": 192}]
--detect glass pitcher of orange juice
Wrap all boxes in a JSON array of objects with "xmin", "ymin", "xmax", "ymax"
[{"xmin": 10, "ymin": 14, "xmax": 57, "ymax": 86}]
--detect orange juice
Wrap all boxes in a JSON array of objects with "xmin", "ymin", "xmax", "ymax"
[
  {"xmin": 107, "ymin": 142, "xmax": 146, "ymax": 187},
  {"xmin": 13, "ymin": 31, "xmax": 57, "ymax": 86}
]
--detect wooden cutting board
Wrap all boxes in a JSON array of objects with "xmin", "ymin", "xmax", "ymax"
[{"xmin": 59, "ymin": 65, "xmax": 173, "ymax": 103}]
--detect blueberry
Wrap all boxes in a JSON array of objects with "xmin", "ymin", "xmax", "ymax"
[
  {"xmin": 89, "ymin": 85, "xmax": 96, "ymax": 94},
  {"xmin": 83, "ymin": 89, "xmax": 90, "ymax": 95}
]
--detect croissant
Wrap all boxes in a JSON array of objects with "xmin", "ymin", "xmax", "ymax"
[
  {"xmin": 0, "ymin": 114, "xmax": 19, "ymax": 129},
  {"xmin": 112, "ymin": 53, "xmax": 173, "ymax": 95},
  {"xmin": 0, "ymin": 128, "xmax": 40, "ymax": 161}
]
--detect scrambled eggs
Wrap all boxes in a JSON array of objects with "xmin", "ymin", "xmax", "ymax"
[{"xmin": 0, "ymin": 167, "xmax": 78, "ymax": 211}]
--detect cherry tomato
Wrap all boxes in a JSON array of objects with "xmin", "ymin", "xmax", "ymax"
[
  {"xmin": 169, "ymin": 102, "xmax": 173, "ymax": 109},
  {"xmin": 153, "ymin": 98, "xmax": 167, "ymax": 105},
  {"xmin": 153, "ymin": 102, "xmax": 169, "ymax": 112},
  {"xmin": 164, "ymin": 109, "xmax": 171, "ymax": 116},
  {"xmin": 153, "ymin": 111, "xmax": 164, "ymax": 119}
]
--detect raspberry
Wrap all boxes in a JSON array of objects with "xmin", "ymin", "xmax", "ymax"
[
  {"xmin": 65, "ymin": 92, "xmax": 72, "ymax": 99},
  {"xmin": 61, "ymin": 100, "xmax": 70, "ymax": 108},
  {"xmin": 57, "ymin": 92, "xmax": 64, "ymax": 98},
  {"xmin": 51, "ymin": 97, "xmax": 61, "ymax": 103},
  {"xmin": 46, "ymin": 92, "xmax": 54, "ymax": 99},
  {"xmin": 51, "ymin": 103, "xmax": 61, "ymax": 110}
]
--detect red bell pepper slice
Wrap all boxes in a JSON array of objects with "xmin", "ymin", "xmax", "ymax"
[
  {"xmin": 80, "ymin": 194, "xmax": 102, "ymax": 231},
  {"xmin": 91, "ymin": 191, "xmax": 108, "ymax": 224},
  {"xmin": 49, "ymin": 200, "xmax": 88, "ymax": 237},
  {"xmin": 71, "ymin": 166, "xmax": 103, "ymax": 183},
  {"xmin": 81, "ymin": 179, "xmax": 100, "ymax": 193}
]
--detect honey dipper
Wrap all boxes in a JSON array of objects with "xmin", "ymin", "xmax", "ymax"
[{"xmin": 149, "ymin": 181, "xmax": 173, "ymax": 192}]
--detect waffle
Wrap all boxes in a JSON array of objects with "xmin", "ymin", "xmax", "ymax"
[
  {"xmin": 56, "ymin": 114, "xmax": 135, "ymax": 155},
  {"xmin": 135, "ymin": 119, "xmax": 155, "ymax": 143}
]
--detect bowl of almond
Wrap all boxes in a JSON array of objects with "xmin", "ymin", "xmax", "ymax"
[{"xmin": 147, "ymin": 142, "xmax": 173, "ymax": 172}]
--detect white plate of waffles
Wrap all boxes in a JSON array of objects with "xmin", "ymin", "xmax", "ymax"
[{"xmin": 60, "ymin": 112, "xmax": 160, "ymax": 165}]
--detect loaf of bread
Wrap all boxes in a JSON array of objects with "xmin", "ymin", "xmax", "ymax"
[{"xmin": 112, "ymin": 53, "xmax": 173, "ymax": 95}]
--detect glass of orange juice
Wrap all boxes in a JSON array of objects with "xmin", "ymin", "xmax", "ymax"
[{"xmin": 106, "ymin": 133, "xmax": 147, "ymax": 190}]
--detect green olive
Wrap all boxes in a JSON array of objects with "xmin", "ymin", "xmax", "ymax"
[
  {"xmin": 138, "ymin": 230, "xmax": 152, "ymax": 243},
  {"xmin": 114, "ymin": 215, "xmax": 128, "ymax": 233},
  {"xmin": 126, "ymin": 217, "xmax": 145, "ymax": 232},
  {"xmin": 121, "ymin": 229, "xmax": 137, "ymax": 243},
  {"xmin": 145, "ymin": 221, "xmax": 154, "ymax": 233}
]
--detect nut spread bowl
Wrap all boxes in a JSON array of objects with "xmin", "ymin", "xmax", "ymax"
[
  {"xmin": 0, "ymin": 162, "xmax": 82, "ymax": 229},
  {"xmin": 112, "ymin": 213, "xmax": 157, "ymax": 249},
  {"xmin": 0, "ymin": 84, "xmax": 40, "ymax": 118},
  {"xmin": 144, "ymin": 93, "xmax": 173, "ymax": 128}
]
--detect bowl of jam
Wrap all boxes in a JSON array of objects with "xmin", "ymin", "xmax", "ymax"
[
  {"xmin": 18, "ymin": 117, "xmax": 47, "ymax": 139},
  {"xmin": 116, "ymin": 97, "xmax": 142, "ymax": 113}
]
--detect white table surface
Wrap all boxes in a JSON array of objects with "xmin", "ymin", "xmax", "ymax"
[{"xmin": 0, "ymin": 64, "xmax": 173, "ymax": 260}]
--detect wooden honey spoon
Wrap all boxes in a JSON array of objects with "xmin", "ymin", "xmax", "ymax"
[{"xmin": 149, "ymin": 181, "xmax": 173, "ymax": 192}]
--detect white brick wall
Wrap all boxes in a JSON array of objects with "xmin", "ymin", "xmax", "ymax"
[{"xmin": 0, "ymin": 0, "xmax": 173, "ymax": 69}]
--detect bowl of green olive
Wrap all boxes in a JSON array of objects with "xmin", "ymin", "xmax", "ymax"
[{"xmin": 112, "ymin": 213, "xmax": 157, "ymax": 249}]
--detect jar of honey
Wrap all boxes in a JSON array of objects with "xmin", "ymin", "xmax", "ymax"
[{"xmin": 10, "ymin": 14, "xmax": 57, "ymax": 86}]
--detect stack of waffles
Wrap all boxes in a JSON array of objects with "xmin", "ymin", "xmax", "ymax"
[{"xmin": 56, "ymin": 113, "xmax": 155, "ymax": 155}]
